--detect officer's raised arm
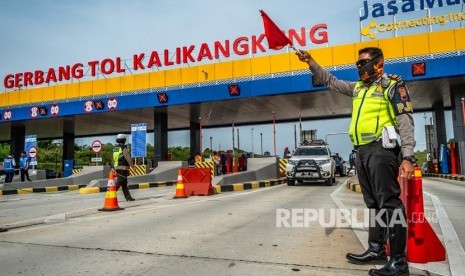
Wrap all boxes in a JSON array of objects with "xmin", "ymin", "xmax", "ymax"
[{"xmin": 296, "ymin": 49, "xmax": 355, "ymax": 96}]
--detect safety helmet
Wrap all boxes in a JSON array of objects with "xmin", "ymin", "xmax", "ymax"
[{"xmin": 116, "ymin": 134, "xmax": 126, "ymax": 144}]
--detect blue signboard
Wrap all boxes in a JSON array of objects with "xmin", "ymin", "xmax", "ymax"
[
  {"xmin": 131, "ymin": 123, "xmax": 146, "ymax": 158},
  {"xmin": 25, "ymin": 135, "xmax": 37, "ymax": 165}
]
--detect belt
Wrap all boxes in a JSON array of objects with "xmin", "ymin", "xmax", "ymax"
[{"xmin": 354, "ymin": 139, "xmax": 383, "ymax": 150}]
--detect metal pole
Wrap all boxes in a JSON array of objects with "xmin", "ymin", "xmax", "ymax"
[
  {"xmin": 251, "ymin": 128, "xmax": 254, "ymax": 158},
  {"xmin": 461, "ymin": 98, "xmax": 465, "ymax": 126},
  {"xmin": 260, "ymin": 133, "xmax": 263, "ymax": 155},
  {"xmin": 294, "ymin": 124, "xmax": 297, "ymax": 149},
  {"xmin": 237, "ymin": 128, "xmax": 240, "ymax": 151},
  {"xmin": 273, "ymin": 111, "xmax": 276, "ymax": 156},
  {"xmin": 199, "ymin": 116, "xmax": 202, "ymax": 155},
  {"xmin": 210, "ymin": 136, "xmax": 212, "ymax": 151}
]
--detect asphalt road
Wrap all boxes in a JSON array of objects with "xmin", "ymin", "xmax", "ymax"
[{"xmin": 0, "ymin": 177, "xmax": 462, "ymax": 276}]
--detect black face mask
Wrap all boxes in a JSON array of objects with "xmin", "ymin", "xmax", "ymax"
[{"xmin": 357, "ymin": 56, "xmax": 383, "ymax": 85}]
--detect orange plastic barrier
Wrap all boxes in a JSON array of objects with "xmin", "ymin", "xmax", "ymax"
[
  {"xmin": 181, "ymin": 167, "xmax": 213, "ymax": 196},
  {"xmin": 400, "ymin": 167, "xmax": 446, "ymax": 263},
  {"xmin": 99, "ymin": 171, "xmax": 124, "ymax": 211}
]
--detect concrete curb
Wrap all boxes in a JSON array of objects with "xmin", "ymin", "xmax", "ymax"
[
  {"xmin": 346, "ymin": 181, "xmax": 362, "ymax": 193},
  {"xmin": 214, "ymin": 178, "xmax": 286, "ymax": 194},
  {"xmin": 0, "ymin": 184, "xmax": 86, "ymax": 196},
  {"xmin": 423, "ymin": 173, "xmax": 465, "ymax": 181},
  {"xmin": 79, "ymin": 181, "xmax": 177, "ymax": 194},
  {"xmin": 1, "ymin": 178, "xmax": 286, "ymax": 196}
]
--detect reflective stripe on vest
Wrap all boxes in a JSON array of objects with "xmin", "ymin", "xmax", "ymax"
[{"xmin": 349, "ymin": 80, "xmax": 397, "ymax": 146}]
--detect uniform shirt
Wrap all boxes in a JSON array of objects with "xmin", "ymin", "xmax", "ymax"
[
  {"xmin": 308, "ymin": 61, "xmax": 415, "ymax": 158},
  {"xmin": 20, "ymin": 156, "xmax": 30, "ymax": 169}
]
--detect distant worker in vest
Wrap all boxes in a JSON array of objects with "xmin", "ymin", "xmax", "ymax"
[
  {"xmin": 20, "ymin": 151, "xmax": 32, "ymax": 182},
  {"xmin": 3, "ymin": 153, "xmax": 16, "ymax": 183},
  {"xmin": 195, "ymin": 152, "xmax": 202, "ymax": 164},
  {"xmin": 112, "ymin": 134, "xmax": 135, "ymax": 201},
  {"xmin": 348, "ymin": 150, "xmax": 356, "ymax": 175},
  {"xmin": 298, "ymin": 47, "xmax": 415, "ymax": 276},
  {"xmin": 212, "ymin": 151, "xmax": 220, "ymax": 175}
]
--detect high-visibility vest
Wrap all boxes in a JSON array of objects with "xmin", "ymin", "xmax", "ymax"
[
  {"xmin": 3, "ymin": 156, "xmax": 15, "ymax": 173},
  {"xmin": 349, "ymin": 79, "xmax": 397, "ymax": 146},
  {"xmin": 20, "ymin": 156, "xmax": 30, "ymax": 169},
  {"xmin": 113, "ymin": 145, "xmax": 129, "ymax": 167}
]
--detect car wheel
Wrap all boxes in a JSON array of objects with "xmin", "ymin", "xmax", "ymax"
[
  {"xmin": 287, "ymin": 179, "xmax": 296, "ymax": 186},
  {"xmin": 325, "ymin": 178, "xmax": 332, "ymax": 186},
  {"xmin": 332, "ymin": 176, "xmax": 336, "ymax": 184}
]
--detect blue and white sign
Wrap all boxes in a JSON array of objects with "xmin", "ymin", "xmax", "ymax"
[
  {"xmin": 25, "ymin": 135, "xmax": 37, "ymax": 165},
  {"xmin": 131, "ymin": 123, "xmax": 146, "ymax": 158}
]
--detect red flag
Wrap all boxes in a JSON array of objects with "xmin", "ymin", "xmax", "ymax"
[{"xmin": 260, "ymin": 10, "xmax": 292, "ymax": 50}]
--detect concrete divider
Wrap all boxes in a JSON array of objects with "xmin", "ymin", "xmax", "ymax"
[
  {"xmin": 90, "ymin": 161, "xmax": 187, "ymax": 188},
  {"xmin": 1, "ymin": 166, "xmax": 109, "ymax": 190},
  {"xmin": 212, "ymin": 157, "xmax": 280, "ymax": 186}
]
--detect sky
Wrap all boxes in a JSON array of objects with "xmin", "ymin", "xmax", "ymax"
[{"xmin": 0, "ymin": 1, "xmax": 461, "ymax": 160}]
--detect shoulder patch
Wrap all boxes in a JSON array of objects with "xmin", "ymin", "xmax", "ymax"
[{"xmin": 391, "ymin": 83, "xmax": 413, "ymax": 115}]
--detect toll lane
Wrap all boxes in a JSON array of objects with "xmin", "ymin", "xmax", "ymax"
[{"xmin": 0, "ymin": 179, "xmax": 437, "ymax": 275}]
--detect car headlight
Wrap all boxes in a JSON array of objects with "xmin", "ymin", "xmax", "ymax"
[
  {"xmin": 316, "ymin": 160, "xmax": 330, "ymax": 166},
  {"xmin": 288, "ymin": 160, "xmax": 298, "ymax": 166}
]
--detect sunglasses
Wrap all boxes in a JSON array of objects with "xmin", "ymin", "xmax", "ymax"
[{"xmin": 356, "ymin": 54, "xmax": 382, "ymax": 68}]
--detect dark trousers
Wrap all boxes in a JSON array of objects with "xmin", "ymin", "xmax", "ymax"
[
  {"xmin": 356, "ymin": 140, "xmax": 407, "ymax": 255},
  {"xmin": 5, "ymin": 172, "xmax": 14, "ymax": 183},
  {"xmin": 21, "ymin": 169, "xmax": 31, "ymax": 181},
  {"xmin": 356, "ymin": 140, "xmax": 403, "ymax": 210},
  {"xmin": 115, "ymin": 169, "xmax": 133, "ymax": 200}
]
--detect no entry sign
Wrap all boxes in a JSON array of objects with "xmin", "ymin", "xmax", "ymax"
[
  {"xmin": 91, "ymin": 140, "xmax": 102, "ymax": 153},
  {"xmin": 28, "ymin": 146, "xmax": 37, "ymax": 158}
]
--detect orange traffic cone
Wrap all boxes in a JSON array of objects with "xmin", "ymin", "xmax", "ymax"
[
  {"xmin": 173, "ymin": 169, "xmax": 188, "ymax": 199},
  {"xmin": 99, "ymin": 171, "xmax": 124, "ymax": 211}
]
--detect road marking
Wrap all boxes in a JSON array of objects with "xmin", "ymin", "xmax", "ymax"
[
  {"xmin": 330, "ymin": 183, "xmax": 457, "ymax": 276},
  {"xmin": 6, "ymin": 186, "xmax": 283, "ymax": 233},
  {"xmin": 425, "ymin": 191, "xmax": 465, "ymax": 276}
]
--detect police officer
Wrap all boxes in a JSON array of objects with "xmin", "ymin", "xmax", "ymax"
[
  {"xmin": 298, "ymin": 47, "xmax": 415, "ymax": 276},
  {"xmin": 3, "ymin": 153, "xmax": 16, "ymax": 183},
  {"xmin": 112, "ymin": 134, "xmax": 135, "ymax": 201},
  {"xmin": 20, "ymin": 151, "xmax": 32, "ymax": 182}
]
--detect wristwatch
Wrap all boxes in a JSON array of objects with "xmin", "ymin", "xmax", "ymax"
[{"xmin": 402, "ymin": 156, "xmax": 416, "ymax": 164}]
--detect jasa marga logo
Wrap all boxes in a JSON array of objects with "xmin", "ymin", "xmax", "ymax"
[
  {"xmin": 359, "ymin": 0, "xmax": 464, "ymax": 20},
  {"xmin": 359, "ymin": 0, "xmax": 461, "ymax": 39}
]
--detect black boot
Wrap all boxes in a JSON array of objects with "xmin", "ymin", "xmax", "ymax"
[
  {"xmin": 346, "ymin": 242, "xmax": 388, "ymax": 264},
  {"xmin": 122, "ymin": 184, "xmax": 135, "ymax": 201},
  {"xmin": 370, "ymin": 208, "xmax": 409, "ymax": 276},
  {"xmin": 347, "ymin": 209, "xmax": 388, "ymax": 264}
]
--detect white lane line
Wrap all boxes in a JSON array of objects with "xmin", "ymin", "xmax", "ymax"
[
  {"xmin": 331, "ymin": 182, "xmax": 452, "ymax": 276},
  {"xmin": 425, "ymin": 191, "xmax": 465, "ymax": 276},
  {"xmin": 7, "ymin": 185, "xmax": 284, "ymax": 233}
]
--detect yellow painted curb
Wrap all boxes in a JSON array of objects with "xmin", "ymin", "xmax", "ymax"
[{"xmin": 79, "ymin": 187, "xmax": 100, "ymax": 194}]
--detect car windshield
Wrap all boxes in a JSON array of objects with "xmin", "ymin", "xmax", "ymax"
[{"xmin": 294, "ymin": 148, "xmax": 328, "ymax": 156}]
